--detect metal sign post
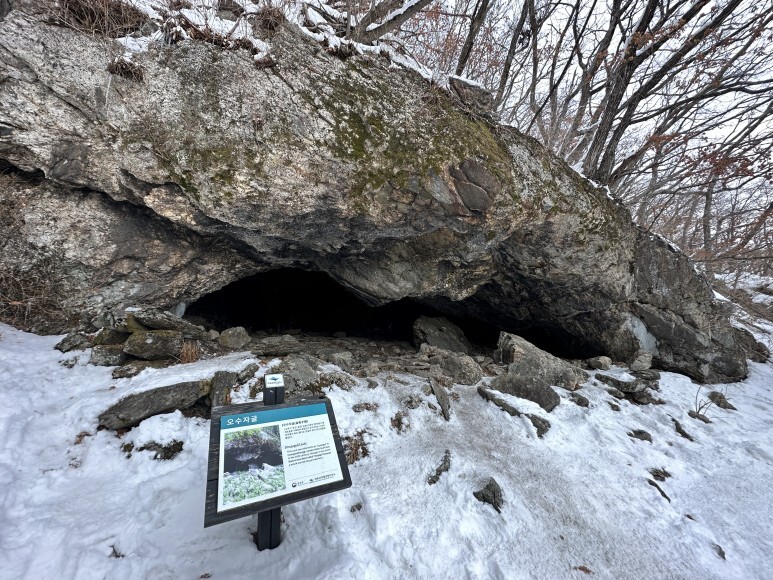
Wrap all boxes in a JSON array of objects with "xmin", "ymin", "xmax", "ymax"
[{"xmin": 256, "ymin": 374, "xmax": 285, "ymax": 551}]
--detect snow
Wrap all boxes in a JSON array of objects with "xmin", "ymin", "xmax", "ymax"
[{"xmin": 1, "ymin": 320, "xmax": 772, "ymax": 579}]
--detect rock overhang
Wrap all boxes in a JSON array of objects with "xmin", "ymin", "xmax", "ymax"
[{"xmin": 0, "ymin": 11, "xmax": 749, "ymax": 383}]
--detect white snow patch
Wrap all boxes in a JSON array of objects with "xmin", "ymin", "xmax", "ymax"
[{"xmin": 2, "ymin": 318, "xmax": 773, "ymax": 579}]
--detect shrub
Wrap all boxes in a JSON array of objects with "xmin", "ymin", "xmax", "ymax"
[{"xmin": 57, "ymin": 0, "xmax": 146, "ymax": 38}]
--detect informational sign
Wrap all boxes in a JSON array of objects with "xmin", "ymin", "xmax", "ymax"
[
  {"xmin": 264, "ymin": 374, "xmax": 285, "ymax": 389},
  {"xmin": 204, "ymin": 398, "xmax": 351, "ymax": 528}
]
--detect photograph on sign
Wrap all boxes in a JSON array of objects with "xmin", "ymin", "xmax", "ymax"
[{"xmin": 217, "ymin": 402, "xmax": 345, "ymax": 512}]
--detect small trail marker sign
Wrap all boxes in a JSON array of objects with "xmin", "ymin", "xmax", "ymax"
[{"xmin": 204, "ymin": 396, "xmax": 351, "ymax": 529}]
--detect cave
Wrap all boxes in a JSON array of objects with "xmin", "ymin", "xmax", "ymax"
[
  {"xmin": 185, "ymin": 268, "xmax": 501, "ymax": 347},
  {"xmin": 184, "ymin": 268, "xmax": 599, "ymax": 358}
]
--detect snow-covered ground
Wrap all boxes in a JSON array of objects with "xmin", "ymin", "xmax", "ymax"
[{"xmin": 1, "ymin": 322, "xmax": 772, "ymax": 579}]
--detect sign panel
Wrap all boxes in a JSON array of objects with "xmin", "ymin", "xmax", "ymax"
[{"xmin": 205, "ymin": 397, "xmax": 351, "ymax": 527}]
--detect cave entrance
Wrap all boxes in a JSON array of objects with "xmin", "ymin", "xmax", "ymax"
[{"xmin": 184, "ymin": 268, "xmax": 500, "ymax": 346}]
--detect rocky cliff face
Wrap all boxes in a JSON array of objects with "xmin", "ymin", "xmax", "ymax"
[{"xmin": 0, "ymin": 7, "xmax": 747, "ymax": 382}]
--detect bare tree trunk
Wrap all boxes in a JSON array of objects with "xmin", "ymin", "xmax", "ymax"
[
  {"xmin": 494, "ymin": 1, "xmax": 529, "ymax": 108},
  {"xmin": 455, "ymin": 0, "xmax": 493, "ymax": 76}
]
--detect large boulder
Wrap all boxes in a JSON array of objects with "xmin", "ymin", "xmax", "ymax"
[
  {"xmin": 99, "ymin": 380, "xmax": 210, "ymax": 430},
  {"xmin": 413, "ymin": 316, "xmax": 471, "ymax": 354},
  {"xmin": 495, "ymin": 333, "xmax": 586, "ymax": 390},
  {"xmin": 0, "ymin": 9, "xmax": 748, "ymax": 383}
]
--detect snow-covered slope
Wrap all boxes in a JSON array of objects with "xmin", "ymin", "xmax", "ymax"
[{"xmin": 0, "ymin": 322, "xmax": 771, "ymax": 579}]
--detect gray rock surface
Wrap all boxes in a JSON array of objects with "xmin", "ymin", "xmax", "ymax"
[
  {"xmin": 594, "ymin": 373, "xmax": 645, "ymax": 394},
  {"xmin": 123, "ymin": 330, "xmax": 184, "ymax": 361},
  {"xmin": 274, "ymin": 354, "xmax": 319, "ymax": 394},
  {"xmin": 89, "ymin": 344, "xmax": 129, "ymax": 366},
  {"xmin": 211, "ymin": 371, "xmax": 238, "ymax": 407},
  {"xmin": 420, "ymin": 344, "xmax": 482, "ymax": 385},
  {"xmin": 92, "ymin": 328, "xmax": 131, "ymax": 346},
  {"xmin": 495, "ymin": 333, "xmax": 586, "ymax": 391},
  {"xmin": 586, "ymin": 356, "xmax": 612, "ymax": 370},
  {"xmin": 0, "ymin": 9, "xmax": 747, "ymax": 383},
  {"xmin": 55, "ymin": 332, "xmax": 90, "ymax": 353},
  {"xmin": 732, "ymin": 327, "xmax": 769, "ymax": 363},
  {"xmin": 252, "ymin": 335, "xmax": 303, "ymax": 356},
  {"xmin": 130, "ymin": 309, "xmax": 208, "ymax": 340},
  {"xmin": 430, "ymin": 378, "xmax": 451, "ymax": 421},
  {"xmin": 111, "ymin": 359, "xmax": 172, "ymax": 379},
  {"xmin": 632, "ymin": 369, "xmax": 661, "ymax": 381},
  {"xmin": 99, "ymin": 380, "xmax": 209, "ymax": 430},
  {"xmin": 570, "ymin": 392, "xmax": 590, "ymax": 407},
  {"xmin": 427, "ymin": 449, "xmax": 451, "ymax": 485},
  {"xmin": 488, "ymin": 373, "xmax": 561, "ymax": 413},
  {"xmin": 630, "ymin": 350, "xmax": 653, "ymax": 371},
  {"xmin": 708, "ymin": 391, "xmax": 737, "ymax": 410},
  {"xmin": 217, "ymin": 327, "xmax": 251, "ymax": 350},
  {"xmin": 413, "ymin": 316, "xmax": 471, "ymax": 354},
  {"xmin": 473, "ymin": 477, "xmax": 504, "ymax": 513}
]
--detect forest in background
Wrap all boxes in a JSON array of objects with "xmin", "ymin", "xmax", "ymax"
[{"xmin": 310, "ymin": 0, "xmax": 772, "ymax": 280}]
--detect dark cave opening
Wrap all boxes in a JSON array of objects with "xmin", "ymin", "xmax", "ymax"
[
  {"xmin": 184, "ymin": 269, "xmax": 501, "ymax": 347},
  {"xmin": 185, "ymin": 268, "xmax": 599, "ymax": 359}
]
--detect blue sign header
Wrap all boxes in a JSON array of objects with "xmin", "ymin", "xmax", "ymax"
[{"xmin": 221, "ymin": 403, "xmax": 327, "ymax": 430}]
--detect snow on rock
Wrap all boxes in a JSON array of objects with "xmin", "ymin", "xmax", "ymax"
[{"xmin": 1, "ymin": 321, "xmax": 772, "ymax": 578}]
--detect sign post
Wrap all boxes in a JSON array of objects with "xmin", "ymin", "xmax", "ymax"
[
  {"xmin": 204, "ymin": 374, "xmax": 351, "ymax": 547},
  {"xmin": 256, "ymin": 374, "xmax": 285, "ymax": 551}
]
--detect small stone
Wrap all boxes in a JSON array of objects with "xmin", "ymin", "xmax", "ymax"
[
  {"xmin": 712, "ymin": 543, "xmax": 726, "ymax": 560},
  {"xmin": 124, "ymin": 330, "xmax": 183, "ymax": 361},
  {"xmin": 570, "ymin": 392, "xmax": 590, "ymax": 407},
  {"xmin": 632, "ymin": 390, "xmax": 664, "ymax": 405},
  {"xmin": 606, "ymin": 387, "xmax": 626, "ymax": 399},
  {"xmin": 274, "ymin": 354, "xmax": 319, "ymax": 395},
  {"xmin": 391, "ymin": 411, "xmax": 409, "ymax": 433},
  {"xmin": 647, "ymin": 479, "xmax": 671, "ymax": 502},
  {"xmin": 630, "ymin": 350, "xmax": 653, "ymax": 371},
  {"xmin": 90, "ymin": 344, "xmax": 130, "ymax": 366},
  {"xmin": 207, "ymin": 329, "xmax": 220, "ymax": 341},
  {"xmin": 217, "ymin": 327, "xmax": 251, "ymax": 350},
  {"xmin": 237, "ymin": 363, "xmax": 260, "ymax": 383},
  {"xmin": 211, "ymin": 371, "xmax": 238, "ymax": 407},
  {"xmin": 595, "ymin": 373, "xmax": 645, "ymax": 393},
  {"xmin": 427, "ymin": 449, "xmax": 451, "ymax": 485},
  {"xmin": 708, "ymin": 391, "xmax": 736, "ymax": 410},
  {"xmin": 672, "ymin": 418, "xmax": 694, "ymax": 441},
  {"xmin": 91, "ymin": 328, "xmax": 131, "ymax": 346},
  {"xmin": 648, "ymin": 467, "xmax": 671, "ymax": 481},
  {"xmin": 489, "ymin": 373, "xmax": 560, "ymax": 412},
  {"xmin": 608, "ymin": 402, "xmax": 621, "ymax": 411},
  {"xmin": 404, "ymin": 395, "xmax": 422, "ymax": 410},
  {"xmin": 55, "ymin": 332, "xmax": 91, "ymax": 353},
  {"xmin": 130, "ymin": 309, "xmax": 208, "ymax": 339},
  {"xmin": 350, "ymin": 502, "xmax": 363, "ymax": 513},
  {"xmin": 586, "ymin": 356, "xmax": 611, "ymax": 370},
  {"xmin": 632, "ymin": 369, "xmax": 661, "ymax": 381},
  {"xmin": 111, "ymin": 359, "xmax": 172, "ymax": 378},
  {"xmin": 628, "ymin": 429, "xmax": 652, "ymax": 442},
  {"xmin": 430, "ymin": 379, "xmax": 451, "ymax": 421},
  {"xmin": 688, "ymin": 410, "xmax": 711, "ymax": 423},
  {"xmin": 137, "ymin": 440, "xmax": 184, "ymax": 460},
  {"xmin": 526, "ymin": 414, "xmax": 551, "ymax": 438},
  {"xmin": 473, "ymin": 477, "xmax": 504, "ymax": 513},
  {"xmin": 353, "ymin": 402, "xmax": 378, "ymax": 413}
]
